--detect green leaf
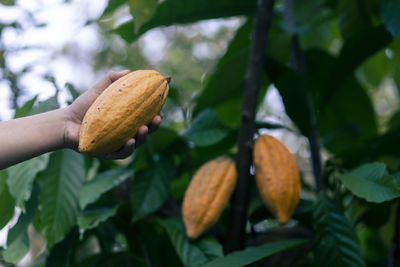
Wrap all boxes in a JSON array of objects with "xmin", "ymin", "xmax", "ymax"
[
  {"xmin": 0, "ymin": 170, "xmax": 14, "ymax": 230},
  {"xmin": 29, "ymin": 96, "xmax": 59, "ymax": 115},
  {"xmin": 0, "ymin": 0, "xmax": 15, "ymax": 6},
  {"xmin": 79, "ymin": 169, "xmax": 133, "ymax": 210},
  {"xmin": 193, "ymin": 19, "xmax": 252, "ymax": 116},
  {"xmin": 130, "ymin": 162, "xmax": 171, "ymax": 221},
  {"xmin": 3, "ymin": 187, "xmax": 38, "ymax": 264},
  {"xmin": 264, "ymin": 58, "xmax": 311, "ymax": 136},
  {"xmin": 158, "ymin": 217, "xmax": 223, "ymax": 267},
  {"xmin": 35, "ymin": 150, "xmax": 85, "ymax": 248},
  {"xmin": 313, "ymin": 193, "xmax": 365, "ymax": 267},
  {"xmin": 46, "ymin": 229, "xmax": 77, "ymax": 267},
  {"xmin": 319, "ymin": 25, "xmax": 392, "ymax": 108},
  {"xmin": 203, "ymin": 239, "xmax": 310, "ymax": 267},
  {"xmin": 129, "ymin": 0, "xmax": 158, "ymax": 33},
  {"xmin": 184, "ymin": 109, "xmax": 229, "ymax": 147},
  {"xmin": 77, "ymin": 206, "xmax": 118, "ymax": 234},
  {"xmin": 13, "ymin": 95, "xmax": 37, "ymax": 118},
  {"xmin": 101, "ymin": 0, "xmax": 127, "ymax": 17},
  {"xmin": 305, "ymin": 49, "xmax": 377, "ymax": 153},
  {"xmin": 64, "ymin": 82, "xmax": 80, "ymax": 101},
  {"xmin": 338, "ymin": 163, "xmax": 400, "ymax": 203},
  {"xmin": 115, "ymin": 0, "xmax": 257, "ymax": 43},
  {"xmin": 6, "ymin": 154, "xmax": 49, "ymax": 208},
  {"xmin": 381, "ymin": 0, "xmax": 400, "ymax": 39}
]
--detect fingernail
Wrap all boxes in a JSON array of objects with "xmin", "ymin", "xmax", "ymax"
[{"xmin": 119, "ymin": 69, "xmax": 130, "ymax": 75}]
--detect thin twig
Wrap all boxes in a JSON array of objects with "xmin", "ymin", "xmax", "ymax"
[
  {"xmin": 283, "ymin": 0, "xmax": 324, "ymax": 192},
  {"xmin": 225, "ymin": 0, "xmax": 276, "ymax": 253}
]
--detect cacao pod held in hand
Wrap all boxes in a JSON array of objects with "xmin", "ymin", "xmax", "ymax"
[{"xmin": 79, "ymin": 70, "xmax": 170, "ymax": 154}]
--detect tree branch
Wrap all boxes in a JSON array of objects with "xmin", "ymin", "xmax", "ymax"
[
  {"xmin": 225, "ymin": 0, "xmax": 276, "ymax": 253},
  {"xmin": 283, "ymin": 0, "xmax": 324, "ymax": 192},
  {"xmin": 388, "ymin": 200, "xmax": 400, "ymax": 267}
]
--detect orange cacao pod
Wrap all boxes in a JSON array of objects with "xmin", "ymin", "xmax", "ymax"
[
  {"xmin": 78, "ymin": 70, "xmax": 170, "ymax": 154},
  {"xmin": 182, "ymin": 156, "xmax": 237, "ymax": 239},
  {"xmin": 253, "ymin": 134, "xmax": 300, "ymax": 223}
]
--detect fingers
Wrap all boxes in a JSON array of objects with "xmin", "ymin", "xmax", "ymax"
[
  {"xmin": 95, "ymin": 138, "xmax": 136, "ymax": 160},
  {"xmin": 92, "ymin": 69, "xmax": 131, "ymax": 95},
  {"xmin": 135, "ymin": 126, "xmax": 148, "ymax": 148},
  {"xmin": 148, "ymin": 114, "xmax": 162, "ymax": 134}
]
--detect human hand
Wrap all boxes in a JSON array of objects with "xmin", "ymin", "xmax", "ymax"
[{"xmin": 64, "ymin": 70, "xmax": 163, "ymax": 159}]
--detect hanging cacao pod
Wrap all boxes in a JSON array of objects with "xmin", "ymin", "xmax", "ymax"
[
  {"xmin": 182, "ymin": 156, "xmax": 237, "ymax": 239},
  {"xmin": 253, "ymin": 134, "xmax": 301, "ymax": 223}
]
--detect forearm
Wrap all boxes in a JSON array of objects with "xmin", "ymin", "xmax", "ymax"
[{"xmin": 0, "ymin": 109, "xmax": 70, "ymax": 169}]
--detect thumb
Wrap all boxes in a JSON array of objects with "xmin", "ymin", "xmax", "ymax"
[{"xmin": 92, "ymin": 69, "xmax": 131, "ymax": 95}]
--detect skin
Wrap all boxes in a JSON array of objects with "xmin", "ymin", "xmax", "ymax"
[{"xmin": 0, "ymin": 69, "xmax": 163, "ymax": 170}]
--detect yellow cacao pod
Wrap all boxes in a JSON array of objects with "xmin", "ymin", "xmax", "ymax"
[
  {"xmin": 182, "ymin": 156, "xmax": 237, "ymax": 239},
  {"xmin": 253, "ymin": 134, "xmax": 300, "ymax": 223},
  {"xmin": 78, "ymin": 70, "xmax": 170, "ymax": 154}
]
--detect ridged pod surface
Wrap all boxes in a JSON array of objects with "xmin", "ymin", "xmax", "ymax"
[
  {"xmin": 182, "ymin": 156, "xmax": 237, "ymax": 239},
  {"xmin": 78, "ymin": 70, "xmax": 170, "ymax": 154},
  {"xmin": 253, "ymin": 134, "xmax": 300, "ymax": 223}
]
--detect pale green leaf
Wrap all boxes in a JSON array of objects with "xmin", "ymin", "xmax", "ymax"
[
  {"xmin": 184, "ymin": 109, "xmax": 228, "ymax": 146},
  {"xmin": 35, "ymin": 150, "xmax": 85, "ymax": 248},
  {"xmin": 79, "ymin": 169, "xmax": 133, "ymax": 210},
  {"xmin": 13, "ymin": 95, "xmax": 37, "ymax": 118},
  {"xmin": 338, "ymin": 163, "xmax": 400, "ymax": 203},
  {"xmin": 6, "ymin": 154, "xmax": 49, "ymax": 208},
  {"xmin": 3, "ymin": 188, "xmax": 38, "ymax": 264}
]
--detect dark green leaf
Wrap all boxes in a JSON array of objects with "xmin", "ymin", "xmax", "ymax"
[
  {"xmin": 264, "ymin": 58, "xmax": 311, "ymax": 136},
  {"xmin": 0, "ymin": 170, "xmax": 14, "ymax": 230},
  {"xmin": 184, "ymin": 109, "xmax": 229, "ymax": 147},
  {"xmin": 313, "ymin": 193, "xmax": 365, "ymax": 267},
  {"xmin": 77, "ymin": 206, "xmax": 118, "ymax": 233},
  {"xmin": 64, "ymin": 82, "xmax": 80, "ymax": 101},
  {"xmin": 338, "ymin": 1, "xmax": 369, "ymax": 40},
  {"xmin": 6, "ymin": 154, "xmax": 49, "ymax": 208},
  {"xmin": 3, "ymin": 187, "xmax": 38, "ymax": 264},
  {"xmin": 46, "ymin": 229, "xmax": 78, "ymax": 267},
  {"xmin": 148, "ymin": 126, "xmax": 181, "ymax": 152},
  {"xmin": 381, "ymin": 0, "xmax": 400, "ymax": 39},
  {"xmin": 101, "ymin": 0, "xmax": 127, "ymax": 17},
  {"xmin": 203, "ymin": 239, "xmax": 309, "ymax": 267},
  {"xmin": 129, "ymin": 0, "xmax": 158, "ymax": 33},
  {"xmin": 35, "ymin": 150, "xmax": 85, "ymax": 248},
  {"xmin": 13, "ymin": 95, "xmax": 37, "ymax": 118},
  {"xmin": 79, "ymin": 169, "xmax": 133, "ymax": 210},
  {"xmin": 158, "ymin": 217, "xmax": 223, "ymax": 267},
  {"xmin": 130, "ymin": 162, "xmax": 171, "ymax": 221},
  {"xmin": 193, "ymin": 19, "xmax": 252, "ymax": 116},
  {"xmin": 354, "ymin": 201, "xmax": 391, "ymax": 228},
  {"xmin": 115, "ymin": 0, "xmax": 257, "ymax": 43},
  {"xmin": 319, "ymin": 25, "xmax": 392, "ymax": 108},
  {"xmin": 338, "ymin": 163, "xmax": 400, "ymax": 203},
  {"xmin": 305, "ymin": 49, "xmax": 377, "ymax": 153}
]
